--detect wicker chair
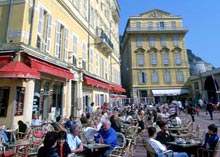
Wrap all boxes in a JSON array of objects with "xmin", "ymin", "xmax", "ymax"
[
  {"xmin": 143, "ymin": 139, "xmax": 173, "ymax": 157},
  {"xmin": 197, "ymin": 139, "xmax": 220, "ymax": 157}
]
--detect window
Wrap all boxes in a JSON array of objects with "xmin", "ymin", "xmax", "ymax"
[
  {"xmin": 136, "ymin": 21, "xmax": 141, "ymax": 30},
  {"xmin": 72, "ymin": 33, "xmax": 78, "ymax": 65},
  {"xmin": 15, "ymin": 87, "xmax": 25, "ymax": 116},
  {"xmin": 177, "ymin": 71, "xmax": 184, "ymax": 82},
  {"xmin": 161, "ymin": 35, "xmax": 167, "ymax": 47},
  {"xmin": 164, "ymin": 71, "xmax": 171, "ymax": 83},
  {"xmin": 137, "ymin": 36, "xmax": 142, "ymax": 47},
  {"xmin": 163, "ymin": 52, "xmax": 169, "ymax": 65},
  {"xmin": 89, "ymin": 48, "xmax": 93, "ymax": 73},
  {"xmin": 0, "ymin": 87, "xmax": 10, "ymax": 117},
  {"xmin": 172, "ymin": 21, "xmax": 176, "ymax": 29},
  {"xmin": 149, "ymin": 36, "xmax": 155, "ymax": 47},
  {"xmin": 96, "ymin": 53, "xmax": 99, "ymax": 75},
  {"xmin": 151, "ymin": 53, "xmax": 157, "ymax": 65},
  {"xmin": 148, "ymin": 21, "xmax": 153, "ymax": 30},
  {"xmin": 152, "ymin": 71, "xmax": 158, "ymax": 83},
  {"xmin": 139, "ymin": 72, "xmax": 147, "ymax": 83},
  {"xmin": 55, "ymin": 21, "xmax": 68, "ymax": 61},
  {"xmin": 100, "ymin": 57, "xmax": 104, "ymax": 78},
  {"xmin": 175, "ymin": 53, "xmax": 181, "ymax": 65},
  {"xmin": 105, "ymin": 61, "xmax": 108, "ymax": 80},
  {"xmin": 173, "ymin": 35, "xmax": 179, "ymax": 46},
  {"xmin": 82, "ymin": 42, "xmax": 87, "ymax": 70},
  {"xmin": 194, "ymin": 82, "xmax": 199, "ymax": 89},
  {"xmin": 83, "ymin": 0, "xmax": 87, "ymax": 18},
  {"xmin": 137, "ymin": 54, "xmax": 144, "ymax": 66},
  {"xmin": 37, "ymin": 6, "xmax": 52, "ymax": 53},
  {"xmin": 157, "ymin": 21, "xmax": 166, "ymax": 30}
]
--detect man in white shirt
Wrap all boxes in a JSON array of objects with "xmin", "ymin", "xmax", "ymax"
[
  {"xmin": 67, "ymin": 124, "xmax": 83, "ymax": 155},
  {"xmin": 147, "ymin": 126, "xmax": 188, "ymax": 157},
  {"xmin": 31, "ymin": 114, "xmax": 42, "ymax": 126}
]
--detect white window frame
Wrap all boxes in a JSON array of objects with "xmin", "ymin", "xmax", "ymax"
[
  {"xmin": 163, "ymin": 52, "xmax": 169, "ymax": 65},
  {"xmin": 164, "ymin": 70, "xmax": 171, "ymax": 83},
  {"xmin": 161, "ymin": 35, "xmax": 167, "ymax": 47},
  {"xmin": 137, "ymin": 36, "xmax": 142, "ymax": 47},
  {"xmin": 172, "ymin": 21, "xmax": 176, "ymax": 29},
  {"xmin": 173, "ymin": 35, "xmax": 179, "ymax": 46},
  {"xmin": 138, "ymin": 54, "xmax": 144, "ymax": 66},
  {"xmin": 139, "ymin": 72, "xmax": 147, "ymax": 84},
  {"xmin": 175, "ymin": 53, "xmax": 181, "ymax": 65},
  {"xmin": 151, "ymin": 53, "xmax": 157, "ymax": 65},
  {"xmin": 89, "ymin": 48, "xmax": 93, "ymax": 73},
  {"xmin": 148, "ymin": 21, "xmax": 153, "ymax": 30},
  {"xmin": 177, "ymin": 71, "xmax": 184, "ymax": 82},
  {"xmin": 149, "ymin": 36, "xmax": 155, "ymax": 47},
  {"xmin": 152, "ymin": 71, "xmax": 158, "ymax": 83}
]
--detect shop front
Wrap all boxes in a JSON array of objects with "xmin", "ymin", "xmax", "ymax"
[{"xmin": 0, "ymin": 53, "xmax": 74, "ymax": 127}]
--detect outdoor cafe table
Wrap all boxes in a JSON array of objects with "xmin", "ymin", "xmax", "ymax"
[
  {"xmin": 167, "ymin": 141, "xmax": 201, "ymax": 148},
  {"xmin": 171, "ymin": 133, "xmax": 192, "ymax": 138},
  {"xmin": 168, "ymin": 127, "xmax": 188, "ymax": 132},
  {"xmin": 167, "ymin": 141, "xmax": 201, "ymax": 156},
  {"xmin": 83, "ymin": 143, "xmax": 110, "ymax": 150},
  {"xmin": 3, "ymin": 139, "xmax": 30, "ymax": 157}
]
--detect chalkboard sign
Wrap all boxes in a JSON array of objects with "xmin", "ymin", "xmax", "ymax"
[{"xmin": 15, "ymin": 87, "xmax": 25, "ymax": 116}]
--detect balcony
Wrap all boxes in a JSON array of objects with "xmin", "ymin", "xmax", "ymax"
[
  {"xmin": 95, "ymin": 28, "xmax": 114, "ymax": 56},
  {"xmin": 111, "ymin": 7, "xmax": 120, "ymax": 23},
  {"xmin": 126, "ymin": 27, "xmax": 188, "ymax": 34}
]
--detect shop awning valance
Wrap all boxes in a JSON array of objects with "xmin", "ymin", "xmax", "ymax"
[
  {"xmin": 152, "ymin": 88, "xmax": 189, "ymax": 96},
  {"xmin": 111, "ymin": 84, "xmax": 126, "ymax": 93},
  {"xmin": 83, "ymin": 76, "xmax": 111, "ymax": 90},
  {"xmin": 29, "ymin": 57, "xmax": 74, "ymax": 80},
  {"xmin": 0, "ymin": 61, "xmax": 40, "ymax": 79}
]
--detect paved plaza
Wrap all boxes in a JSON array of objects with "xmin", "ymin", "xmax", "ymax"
[{"xmin": 134, "ymin": 109, "xmax": 220, "ymax": 157}]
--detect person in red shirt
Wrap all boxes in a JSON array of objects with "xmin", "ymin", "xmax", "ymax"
[
  {"xmin": 57, "ymin": 131, "xmax": 71, "ymax": 157},
  {"xmin": 101, "ymin": 102, "xmax": 107, "ymax": 113}
]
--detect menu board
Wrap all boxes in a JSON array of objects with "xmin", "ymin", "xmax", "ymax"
[{"xmin": 15, "ymin": 87, "xmax": 25, "ymax": 116}]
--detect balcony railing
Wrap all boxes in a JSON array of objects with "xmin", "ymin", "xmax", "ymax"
[
  {"xmin": 126, "ymin": 27, "xmax": 188, "ymax": 33},
  {"xmin": 95, "ymin": 28, "xmax": 114, "ymax": 55}
]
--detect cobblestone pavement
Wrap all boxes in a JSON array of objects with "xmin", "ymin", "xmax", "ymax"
[{"xmin": 134, "ymin": 109, "xmax": 220, "ymax": 157}]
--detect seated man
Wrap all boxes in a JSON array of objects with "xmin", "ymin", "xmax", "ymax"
[
  {"xmin": 156, "ymin": 120, "xmax": 175, "ymax": 148},
  {"xmin": 31, "ymin": 114, "xmax": 42, "ymax": 126},
  {"xmin": 95, "ymin": 118, "xmax": 118, "ymax": 157},
  {"xmin": 147, "ymin": 126, "xmax": 188, "ymax": 157},
  {"xmin": 67, "ymin": 124, "xmax": 83, "ymax": 156},
  {"xmin": 197, "ymin": 124, "xmax": 219, "ymax": 157}
]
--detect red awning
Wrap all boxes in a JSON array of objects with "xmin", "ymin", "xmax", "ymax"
[
  {"xmin": 29, "ymin": 57, "xmax": 74, "ymax": 80},
  {"xmin": 0, "ymin": 61, "xmax": 40, "ymax": 79},
  {"xmin": 0, "ymin": 55, "xmax": 12, "ymax": 68},
  {"xmin": 84, "ymin": 76, "xmax": 110, "ymax": 90},
  {"xmin": 111, "ymin": 84, "xmax": 126, "ymax": 93}
]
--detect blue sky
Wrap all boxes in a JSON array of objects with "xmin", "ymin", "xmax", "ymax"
[{"xmin": 118, "ymin": 0, "xmax": 220, "ymax": 68}]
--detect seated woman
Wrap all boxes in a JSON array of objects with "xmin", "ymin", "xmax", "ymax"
[
  {"xmin": 38, "ymin": 131, "xmax": 59, "ymax": 157},
  {"xmin": 17, "ymin": 120, "xmax": 27, "ymax": 138},
  {"xmin": 197, "ymin": 124, "xmax": 219, "ymax": 157}
]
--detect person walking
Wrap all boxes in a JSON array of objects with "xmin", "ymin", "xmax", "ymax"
[{"xmin": 206, "ymin": 102, "xmax": 215, "ymax": 120}]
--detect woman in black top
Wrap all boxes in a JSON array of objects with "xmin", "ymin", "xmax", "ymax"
[{"xmin": 38, "ymin": 131, "xmax": 59, "ymax": 157}]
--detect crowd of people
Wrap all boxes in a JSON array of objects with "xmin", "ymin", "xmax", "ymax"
[{"xmin": 1, "ymin": 99, "xmax": 219, "ymax": 157}]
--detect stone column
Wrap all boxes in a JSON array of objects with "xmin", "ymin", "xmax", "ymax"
[{"xmin": 23, "ymin": 79, "xmax": 35, "ymax": 124}]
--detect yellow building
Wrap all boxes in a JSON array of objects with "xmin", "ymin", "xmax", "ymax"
[
  {"xmin": 0, "ymin": 0, "xmax": 123, "ymax": 127},
  {"xmin": 121, "ymin": 9, "xmax": 190, "ymax": 103}
]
